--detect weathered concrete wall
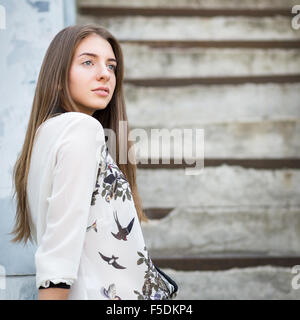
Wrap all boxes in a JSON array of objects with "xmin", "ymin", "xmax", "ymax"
[
  {"xmin": 121, "ymin": 45, "xmax": 300, "ymax": 77},
  {"xmin": 141, "ymin": 206, "xmax": 300, "ymax": 256},
  {"xmin": 169, "ymin": 266, "xmax": 300, "ymax": 300},
  {"xmin": 124, "ymin": 83, "xmax": 300, "ymax": 125},
  {"xmin": 0, "ymin": 0, "xmax": 75, "ymax": 300},
  {"xmin": 78, "ymin": 15, "xmax": 300, "ymax": 40},
  {"xmin": 137, "ymin": 167, "xmax": 300, "ymax": 207}
]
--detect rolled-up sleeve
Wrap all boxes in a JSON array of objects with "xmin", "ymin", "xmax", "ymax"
[{"xmin": 35, "ymin": 116, "xmax": 105, "ymax": 289}]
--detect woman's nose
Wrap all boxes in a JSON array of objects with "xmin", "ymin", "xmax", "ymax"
[{"xmin": 96, "ymin": 64, "xmax": 110, "ymax": 82}]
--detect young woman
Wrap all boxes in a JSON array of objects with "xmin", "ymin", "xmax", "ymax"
[{"xmin": 10, "ymin": 24, "xmax": 178, "ymax": 300}]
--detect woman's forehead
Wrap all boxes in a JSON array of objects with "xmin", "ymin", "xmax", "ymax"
[{"xmin": 75, "ymin": 34, "xmax": 115, "ymax": 58}]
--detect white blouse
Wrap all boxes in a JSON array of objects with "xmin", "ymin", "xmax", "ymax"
[{"xmin": 27, "ymin": 111, "xmax": 178, "ymax": 300}]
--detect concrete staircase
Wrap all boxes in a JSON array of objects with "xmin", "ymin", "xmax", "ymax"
[{"xmin": 77, "ymin": 0, "xmax": 300, "ymax": 299}]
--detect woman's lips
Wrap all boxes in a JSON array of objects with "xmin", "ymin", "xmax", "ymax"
[{"xmin": 93, "ymin": 89, "xmax": 109, "ymax": 97}]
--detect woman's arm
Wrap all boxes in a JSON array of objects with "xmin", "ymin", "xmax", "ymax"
[
  {"xmin": 38, "ymin": 288, "xmax": 70, "ymax": 300},
  {"xmin": 34, "ymin": 116, "xmax": 105, "ymax": 297}
]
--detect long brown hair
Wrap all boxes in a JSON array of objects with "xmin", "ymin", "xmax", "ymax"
[{"xmin": 10, "ymin": 24, "xmax": 148, "ymax": 245}]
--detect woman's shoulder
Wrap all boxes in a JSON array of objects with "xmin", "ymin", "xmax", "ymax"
[
  {"xmin": 34, "ymin": 112, "xmax": 105, "ymax": 149},
  {"xmin": 39, "ymin": 112, "xmax": 104, "ymax": 137},
  {"xmin": 46, "ymin": 111, "xmax": 102, "ymax": 128}
]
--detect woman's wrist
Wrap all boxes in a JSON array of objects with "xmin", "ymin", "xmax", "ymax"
[{"xmin": 38, "ymin": 287, "xmax": 70, "ymax": 300}]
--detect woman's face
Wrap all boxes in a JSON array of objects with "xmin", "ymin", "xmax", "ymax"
[{"xmin": 68, "ymin": 33, "xmax": 117, "ymax": 116}]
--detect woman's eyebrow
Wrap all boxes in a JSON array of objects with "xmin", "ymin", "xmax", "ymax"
[{"xmin": 78, "ymin": 52, "xmax": 117, "ymax": 63}]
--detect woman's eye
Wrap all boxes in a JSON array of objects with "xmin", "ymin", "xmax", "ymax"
[
  {"xmin": 82, "ymin": 61, "xmax": 116, "ymax": 71},
  {"xmin": 83, "ymin": 60, "xmax": 93, "ymax": 66},
  {"xmin": 108, "ymin": 64, "xmax": 117, "ymax": 71}
]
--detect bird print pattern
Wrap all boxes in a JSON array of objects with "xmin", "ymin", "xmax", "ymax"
[
  {"xmin": 86, "ymin": 220, "xmax": 97, "ymax": 233},
  {"xmin": 98, "ymin": 252, "xmax": 126, "ymax": 269},
  {"xmin": 87, "ymin": 142, "xmax": 178, "ymax": 300},
  {"xmin": 111, "ymin": 210, "xmax": 135, "ymax": 241},
  {"xmin": 101, "ymin": 283, "xmax": 121, "ymax": 300},
  {"xmin": 91, "ymin": 144, "xmax": 132, "ymax": 206}
]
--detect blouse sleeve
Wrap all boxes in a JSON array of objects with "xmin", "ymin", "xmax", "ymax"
[{"xmin": 35, "ymin": 116, "xmax": 105, "ymax": 289}]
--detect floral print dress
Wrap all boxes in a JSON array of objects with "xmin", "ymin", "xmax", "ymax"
[{"xmin": 28, "ymin": 112, "xmax": 178, "ymax": 300}]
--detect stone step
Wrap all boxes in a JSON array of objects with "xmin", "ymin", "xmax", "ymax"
[
  {"xmin": 2, "ymin": 266, "xmax": 300, "ymax": 299},
  {"xmin": 121, "ymin": 40, "xmax": 300, "ymax": 49},
  {"xmin": 127, "ymin": 120, "xmax": 300, "ymax": 159},
  {"xmin": 141, "ymin": 206, "xmax": 300, "ymax": 256},
  {"xmin": 151, "ymin": 255, "xmax": 300, "ymax": 271},
  {"xmin": 124, "ymin": 83, "xmax": 300, "ymax": 125},
  {"xmin": 77, "ymin": 15, "xmax": 300, "ymax": 40},
  {"xmin": 124, "ymin": 75, "xmax": 300, "ymax": 86},
  {"xmin": 78, "ymin": 7, "xmax": 293, "ymax": 17},
  {"xmin": 78, "ymin": 0, "xmax": 298, "ymax": 10},
  {"xmin": 171, "ymin": 266, "xmax": 300, "ymax": 299},
  {"xmin": 136, "ymin": 166, "xmax": 300, "ymax": 207},
  {"xmin": 137, "ymin": 159, "xmax": 300, "ymax": 170},
  {"xmin": 120, "ymin": 45, "xmax": 300, "ymax": 78}
]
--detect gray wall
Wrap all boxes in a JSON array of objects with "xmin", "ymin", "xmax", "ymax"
[{"xmin": 0, "ymin": 0, "xmax": 75, "ymax": 300}]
